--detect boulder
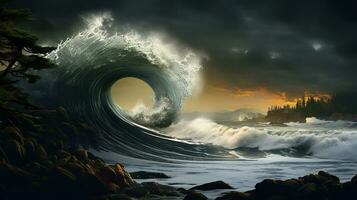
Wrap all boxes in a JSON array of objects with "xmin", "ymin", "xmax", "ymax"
[
  {"xmin": 0, "ymin": 145, "xmax": 8, "ymax": 162},
  {"xmin": 61, "ymin": 122, "xmax": 78, "ymax": 137},
  {"xmin": 190, "ymin": 181, "xmax": 233, "ymax": 191},
  {"xmin": 299, "ymin": 171, "xmax": 339, "ymax": 185},
  {"xmin": 1, "ymin": 140, "xmax": 26, "ymax": 165},
  {"xmin": 0, "ymin": 161, "xmax": 33, "ymax": 186},
  {"xmin": 317, "ymin": 171, "xmax": 340, "ymax": 184},
  {"xmin": 215, "ymin": 191, "xmax": 250, "ymax": 200},
  {"xmin": 56, "ymin": 150, "xmax": 71, "ymax": 160},
  {"xmin": 119, "ymin": 184, "xmax": 150, "ymax": 198},
  {"xmin": 43, "ymin": 166, "xmax": 78, "ymax": 196},
  {"xmin": 63, "ymin": 161, "xmax": 88, "ymax": 177},
  {"xmin": 97, "ymin": 165, "xmax": 117, "ymax": 184},
  {"xmin": 34, "ymin": 143, "xmax": 48, "ymax": 161},
  {"xmin": 24, "ymin": 162, "xmax": 48, "ymax": 175},
  {"xmin": 72, "ymin": 149, "xmax": 88, "ymax": 161},
  {"xmin": 183, "ymin": 191, "xmax": 208, "ymax": 200},
  {"xmin": 1, "ymin": 127, "xmax": 24, "ymax": 145},
  {"xmin": 111, "ymin": 163, "xmax": 135, "ymax": 187},
  {"xmin": 130, "ymin": 171, "xmax": 170, "ymax": 179},
  {"xmin": 141, "ymin": 182, "xmax": 180, "ymax": 196},
  {"xmin": 109, "ymin": 194, "xmax": 135, "ymax": 200},
  {"xmin": 24, "ymin": 138, "xmax": 36, "ymax": 160},
  {"xmin": 78, "ymin": 173, "xmax": 108, "ymax": 196}
]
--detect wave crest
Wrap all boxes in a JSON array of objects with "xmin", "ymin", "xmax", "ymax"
[
  {"xmin": 24, "ymin": 13, "xmax": 222, "ymax": 161},
  {"xmin": 45, "ymin": 13, "xmax": 202, "ymax": 126},
  {"xmin": 166, "ymin": 118, "xmax": 357, "ymax": 160}
]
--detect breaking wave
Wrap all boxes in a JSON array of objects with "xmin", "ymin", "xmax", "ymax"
[
  {"xmin": 26, "ymin": 13, "xmax": 230, "ymax": 161},
  {"xmin": 166, "ymin": 118, "xmax": 357, "ymax": 160},
  {"xmin": 26, "ymin": 13, "xmax": 357, "ymax": 162}
]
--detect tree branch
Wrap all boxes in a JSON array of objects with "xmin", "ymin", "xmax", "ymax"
[{"xmin": 0, "ymin": 58, "xmax": 16, "ymax": 80}]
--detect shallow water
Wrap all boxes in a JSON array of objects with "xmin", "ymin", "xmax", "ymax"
[
  {"xmin": 97, "ymin": 152, "xmax": 357, "ymax": 191},
  {"xmin": 92, "ymin": 117, "xmax": 357, "ymax": 198}
]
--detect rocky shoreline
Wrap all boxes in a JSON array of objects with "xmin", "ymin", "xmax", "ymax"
[{"xmin": 1, "ymin": 108, "xmax": 357, "ymax": 200}]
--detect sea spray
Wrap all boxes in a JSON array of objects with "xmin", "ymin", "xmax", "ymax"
[{"xmin": 166, "ymin": 118, "xmax": 357, "ymax": 160}]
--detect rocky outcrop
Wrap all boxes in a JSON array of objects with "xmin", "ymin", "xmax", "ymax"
[
  {"xmin": 215, "ymin": 171, "xmax": 357, "ymax": 200},
  {"xmin": 1, "ymin": 108, "xmax": 357, "ymax": 200},
  {"xmin": 183, "ymin": 191, "xmax": 208, "ymax": 200},
  {"xmin": 0, "ymin": 112, "xmax": 134, "ymax": 200},
  {"xmin": 130, "ymin": 171, "xmax": 170, "ymax": 179},
  {"xmin": 190, "ymin": 180, "xmax": 234, "ymax": 191}
]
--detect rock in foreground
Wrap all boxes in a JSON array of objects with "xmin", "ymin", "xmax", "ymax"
[
  {"xmin": 190, "ymin": 180, "xmax": 234, "ymax": 191},
  {"xmin": 215, "ymin": 171, "xmax": 357, "ymax": 200},
  {"xmin": 130, "ymin": 171, "xmax": 170, "ymax": 179}
]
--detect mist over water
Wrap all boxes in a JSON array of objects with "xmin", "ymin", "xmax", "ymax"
[{"xmin": 165, "ymin": 117, "xmax": 357, "ymax": 160}]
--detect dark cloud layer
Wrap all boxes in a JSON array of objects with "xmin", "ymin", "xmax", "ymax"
[{"xmin": 9, "ymin": 0, "xmax": 357, "ymax": 97}]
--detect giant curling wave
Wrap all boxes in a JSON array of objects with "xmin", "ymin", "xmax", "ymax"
[{"xmin": 33, "ymin": 14, "xmax": 226, "ymax": 161}]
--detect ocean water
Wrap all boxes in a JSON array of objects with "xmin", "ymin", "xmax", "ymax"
[
  {"xmin": 32, "ymin": 14, "xmax": 357, "ymax": 198},
  {"xmin": 94, "ymin": 117, "xmax": 357, "ymax": 197}
]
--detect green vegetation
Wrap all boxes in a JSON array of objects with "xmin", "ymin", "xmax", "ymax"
[
  {"xmin": 0, "ymin": 2, "xmax": 55, "ymax": 115},
  {"xmin": 0, "ymin": 3, "xmax": 136, "ymax": 199},
  {"xmin": 267, "ymin": 92, "xmax": 357, "ymax": 123}
]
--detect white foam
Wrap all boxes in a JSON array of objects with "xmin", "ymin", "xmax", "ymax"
[{"xmin": 165, "ymin": 118, "xmax": 357, "ymax": 160}]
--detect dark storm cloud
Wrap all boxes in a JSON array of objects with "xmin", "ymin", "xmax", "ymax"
[{"xmin": 8, "ymin": 0, "xmax": 357, "ymax": 98}]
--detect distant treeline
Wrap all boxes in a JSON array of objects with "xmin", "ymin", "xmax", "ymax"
[{"xmin": 266, "ymin": 92, "xmax": 357, "ymax": 123}]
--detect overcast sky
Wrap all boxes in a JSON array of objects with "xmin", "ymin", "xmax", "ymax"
[{"xmin": 9, "ymin": 0, "xmax": 357, "ymax": 111}]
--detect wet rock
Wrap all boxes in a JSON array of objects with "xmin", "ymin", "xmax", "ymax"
[
  {"xmin": 183, "ymin": 191, "xmax": 208, "ymax": 200},
  {"xmin": 1, "ymin": 127, "xmax": 24, "ymax": 145},
  {"xmin": 0, "ymin": 145, "xmax": 8, "ymax": 162},
  {"xmin": 97, "ymin": 165, "xmax": 117, "ymax": 184},
  {"xmin": 317, "ymin": 171, "xmax": 340, "ymax": 183},
  {"xmin": 130, "ymin": 171, "xmax": 170, "ymax": 179},
  {"xmin": 299, "ymin": 182, "xmax": 318, "ymax": 196},
  {"xmin": 63, "ymin": 161, "xmax": 88, "ymax": 177},
  {"xmin": 56, "ymin": 149, "xmax": 71, "ymax": 160},
  {"xmin": 43, "ymin": 166, "xmax": 78, "ymax": 196},
  {"xmin": 255, "ymin": 179, "xmax": 302, "ymax": 197},
  {"xmin": 24, "ymin": 162, "xmax": 48, "ymax": 175},
  {"xmin": 72, "ymin": 149, "xmax": 88, "ymax": 160},
  {"xmin": 119, "ymin": 182, "xmax": 179, "ymax": 198},
  {"xmin": 351, "ymin": 175, "xmax": 357, "ymax": 183},
  {"xmin": 107, "ymin": 182, "xmax": 120, "ymax": 193},
  {"xmin": 109, "ymin": 193, "xmax": 135, "ymax": 200},
  {"xmin": 49, "ymin": 166, "xmax": 76, "ymax": 183},
  {"xmin": 299, "ymin": 171, "xmax": 340, "ymax": 185},
  {"xmin": 255, "ymin": 179, "xmax": 279, "ymax": 196},
  {"xmin": 341, "ymin": 179, "xmax": 357, "ymax": 199},
  {"xmin": 141, "ymin": 182, "xmax": 180, "ymax": 196},
  {"xmin": 190, "ymin": 181, "xmax": 233, "ymax": 191},
  {"xmin": 79, "ymin": 173, "xmax": 108, "ymax": 196},
  {"xmin": 61, "ymin": 122, "xmax": 78, "ymax": 137},
  {"xmin": 111, "ymin": 163, "xmax": 135, "ymax": 187},
  {"xmin": 34, "ymin": 143, "xmax": 47, "ymax": 161},
  {"xmin": 56, "ymin": 107, "xmax": 70, "ymax": 121},
  {"xmin": 299, "ymin": 171, "xmax": 341, "ymax": 199},
  {"xmin": 1, "ymin": 140, "xmax": 26, "ymax": 165},
  {"xmin": 46, "ymin": 141, "xmax": 62, "ymax": 154},
  {"xmin": 215, "ymin": 191, "xmax": 250, "ymax": 200},
  {"xmin": 87, "ymin": 151, "xmax": 99, "ymax": 160},
  {"xmin": 177, "ymin": 187, "xmax": 188, "ymax": 194},
  {"xmin": 24, "ymin": 138, "xmax": 36, "ymax": 158},
  {"xmin": 24, "ymin": 138, "xmax": 47, "ymax": 162},
  {"xmin": 0, "ymin": 161, "xmax": 33, "ymax": 185},
  {"xmin": 119, "ymin": 184, "xmax": 150, "ymax": 198}
]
